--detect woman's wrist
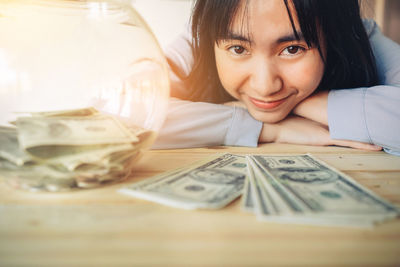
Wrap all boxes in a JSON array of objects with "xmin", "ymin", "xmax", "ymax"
[
  {"xmin": 259, "ymin": 122, "xmax": 279, "ymax": 143},
  {"xmin": 294, "ymin": 90, "xmax": 329, "ymax": 125}
]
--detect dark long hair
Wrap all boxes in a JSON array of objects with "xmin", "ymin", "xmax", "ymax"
[{"xmin": 178, "ymin": 0, "xmax": 378, "ymax": 103}]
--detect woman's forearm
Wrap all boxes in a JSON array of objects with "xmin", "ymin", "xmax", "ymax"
[{"xmin": 293, "ymin": 90, "xmax": 329, "ymax": 126}]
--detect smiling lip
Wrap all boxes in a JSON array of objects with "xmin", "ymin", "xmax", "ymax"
[{"xmin": 249, "ymin": 96, "xmax": 288, "ymax": 110}]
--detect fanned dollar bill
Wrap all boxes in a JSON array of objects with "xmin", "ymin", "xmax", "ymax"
[
  {"xmin": 117, "ymin": 152, "xmax": 398, "ymax": 227},
  {"xmin": 0, "ymin": 107, "xmax": 153, "ymax": 192},
  {"xmin": 240, "ymin": 168, "xmax": 254, "ymax": 213},
  {"xmin": 119, "ymin": 153, "xmax": 247, "ymax": 210},
  {"xmin": 244, "ymin": 154, "xmax": 399, "ymax": 227}
]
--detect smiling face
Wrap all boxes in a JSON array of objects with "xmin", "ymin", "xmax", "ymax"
[{"xmin": 214, "ymin": 0, "xmax": 326, "ymax": 123}]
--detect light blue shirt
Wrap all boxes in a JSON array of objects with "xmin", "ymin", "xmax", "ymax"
[
  {"xmin": 154, "ymin": 20, "xmax": 400, "ymax": 156},
  {"xmin": 328, "ymin": 20, "xmax": 400, "ymax": 155}
]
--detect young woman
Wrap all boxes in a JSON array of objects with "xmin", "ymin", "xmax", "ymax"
[{"xmin": 153, "ymin": 0, "xmax": 400, "ymax": 156}]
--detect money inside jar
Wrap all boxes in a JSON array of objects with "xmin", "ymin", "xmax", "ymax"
[{"xmin": 0, "ymin": 107, "xmax": 155, "ymax": 192}]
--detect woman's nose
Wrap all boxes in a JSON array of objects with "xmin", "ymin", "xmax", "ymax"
[{"xmin": 248, "ymin": 58, "xmax": 282, "ymax": 96}]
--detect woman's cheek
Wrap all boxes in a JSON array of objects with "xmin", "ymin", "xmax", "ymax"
[
  {"xmin": 286, "ymin": 58, "xmax": 324, "ymax": 99},
  {"xmin": 216, "ymin": 59, "xmax": 245, "ymax": 99}
]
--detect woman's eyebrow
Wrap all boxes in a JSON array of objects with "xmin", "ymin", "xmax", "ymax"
[
  {"xmin": 223, "ymin": 31, "xmax": 304, "ymax": 44},
  {"xmin": 276, "ymin": 32, "xmax": 304, "ymax": 44},
  {"xmin": 224, "ymin": 31, "xmax": 252, "ymax": 43}
]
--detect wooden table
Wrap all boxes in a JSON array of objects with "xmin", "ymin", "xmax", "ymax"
[{"xmin": 1, "ymin": 143, "xmax": 400, "ymax": 266}]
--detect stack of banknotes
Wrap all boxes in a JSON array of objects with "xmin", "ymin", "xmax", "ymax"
[
  {"xmin": 0, "ymin": 108, "xmax": 154, "ymax": 192},
  {"xmin": 120, "ymin": 153, "xmax": 399, "ymax": 227}
]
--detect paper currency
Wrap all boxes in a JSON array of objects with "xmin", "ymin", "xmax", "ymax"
[
  {"xmin": 0, "ymin": 107, "xmax": 152, "ymax": 192},
  {"xmin": 0, "ymin": 158, "xmax": 76, "ymax": 192},
  {"xmin": 18, "ymin": 107, "xmax": 99, "ymax": 117},
  {"xmin": 119, "ymin": 153, "xmax": 247, "ymax": 209},
  {"xmin": 16, "ymin": 114, "xmax": 138, "ymax": 150},
  {"xmin": 244, "ymin": 154, "xmax": 399, "ymax": 227},
  {"xmin": 0, "ymin": 126, "xmax": 33, "ymax": 166},
  {"xmin": 118, "ymin": 151, "xmax": 397, "ymax": 227},
  {"xmin": 240, "ymin": 169, "xmax": 254, "ymax": 212}
]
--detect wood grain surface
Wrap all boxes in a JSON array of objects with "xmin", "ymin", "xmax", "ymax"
[{"xmin": 1, "ymin": 143, "xmax": 399, "ymax": 267}]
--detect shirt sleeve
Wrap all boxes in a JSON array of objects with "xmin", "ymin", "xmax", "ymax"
[
  {"xmin": 152, "ymin": 98, "xmax": 262, "ymax": 149},
  {"xmin": 162, "ymin": 27, "xmax": 194, "ymax": 100},
  {"xmin": 328, "ymin": 20, "xmax": 400, "ymax": 155}
]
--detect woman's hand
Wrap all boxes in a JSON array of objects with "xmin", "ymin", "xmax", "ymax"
[
  {"xmin": 259, "ymin": 115, "xmax": 382, "ymax": 151},
  {"xmin": 294, "ymin": 90, "xmax": 329, "ymax": 125},
  {"xmin": 225, "ymin": 97, "xmax": 381, "ymax": 150}
]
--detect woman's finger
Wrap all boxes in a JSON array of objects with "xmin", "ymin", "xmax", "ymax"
[{"xmin": 331, "ymin": 139, "xmax": 382, "ymax": 151}]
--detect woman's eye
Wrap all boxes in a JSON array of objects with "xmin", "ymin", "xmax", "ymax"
[
  {"xmin": 287, "ymin": 46, "xmax": 299, "ymax": 54},
  {"xmin": 228, "ymin": 45, "xmax": 247, "ymax": 55},
  {"xmin": 281, "ymin": 45, "xmax": 305, "ymax": 56}
]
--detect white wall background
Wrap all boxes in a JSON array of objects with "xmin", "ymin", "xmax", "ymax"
[{"xmin": 132, "ymin": 0, "xmax": 194, "ymax": 49}]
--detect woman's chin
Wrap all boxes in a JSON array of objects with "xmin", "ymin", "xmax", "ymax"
[{"xmin": 249, "ymin": 110, "xmax": 289, "ymax": 124}]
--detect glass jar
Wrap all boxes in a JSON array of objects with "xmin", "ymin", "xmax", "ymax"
[{"xmin": 0, "ymin": 0, "xmax": 170, "ymax": 191}]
